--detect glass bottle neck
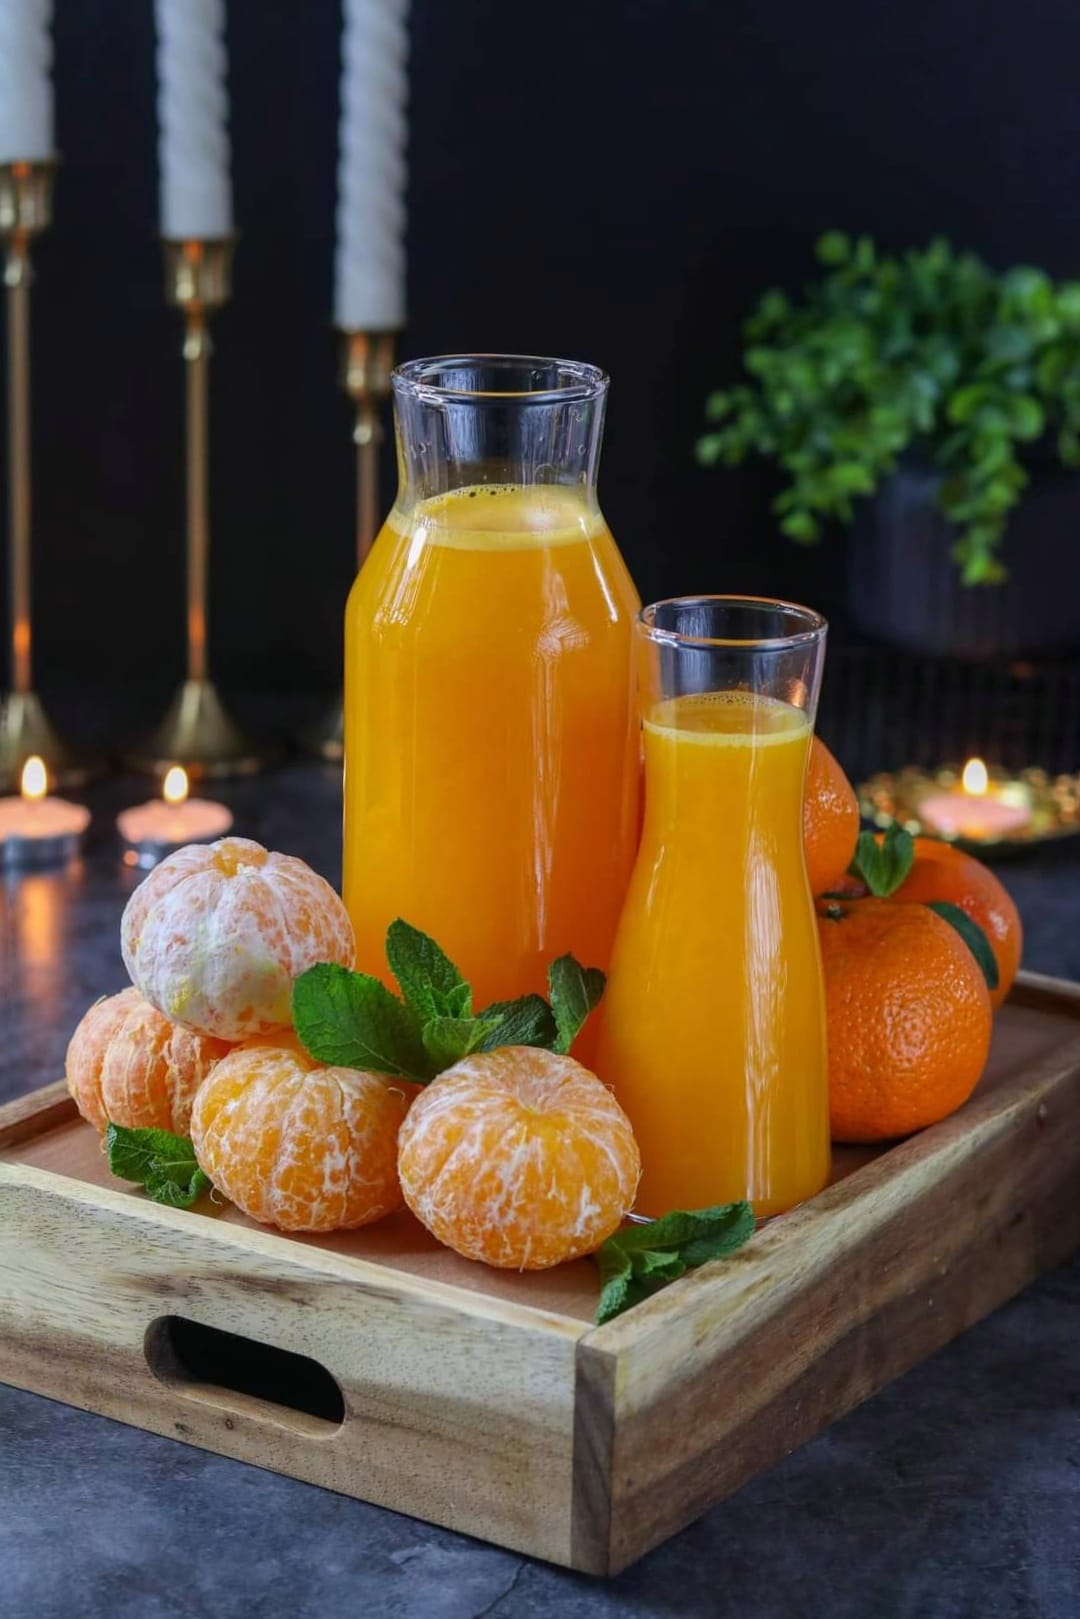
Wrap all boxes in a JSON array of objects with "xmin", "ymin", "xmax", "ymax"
[{"xmin": 390, "ymin": 355, "xmax": 607, "ymax": 509}]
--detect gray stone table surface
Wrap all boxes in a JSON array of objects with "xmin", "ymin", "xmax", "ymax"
[{"xmin": 2, "ymin": 763, "xmax": 1080, "ymax": 1619}]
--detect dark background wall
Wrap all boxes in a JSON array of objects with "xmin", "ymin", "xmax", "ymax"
[{"xmin": 5, "ymin": 0, "xmax": 1080, "ymax": 712}]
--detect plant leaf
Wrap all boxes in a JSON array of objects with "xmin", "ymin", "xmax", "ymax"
[
  {"xmin": 106, "ymin": 1122, "xmax": 211, "ymax": 1210},
  {"xmin": 849, "ymin": 823, "xmax": 915, "ymax": 897},
  {"xmin": 548, "ymin": 955, "xmax": 606, "ymax": 1054},
  {"xmin": 928, "ymin": 901, "xmax": 1000, "ymax": 992},
  {"xmin": 475, "ymin": 994, "xmax": 559, "ymax": 1052},
  {"xmin": 592, "ymin": 1203, "xmax": 755, "ymax": 1324},
  {"xmin": 612, "ymin": 1203, "xmax": 756, "ymax": 1259},
  {"xmin": 144, "ymin": 1165, "xmax": 212, "ymax": 1209},
  {"xmin": 421, "ymin": 1014, "xmax": 499, "ymax": 1071},
  {"xmin": 291, "ymin": 962, "xmax": 433, "ymax": 1082},
  {"xmin": 595, "ymin": 1242, "xmax": 637, "ymax": 1325},
  {"xmin": 630, "ymin": 1248, "xmax": 687, "ymax": 1282},
  {"xmin": 385, "ymin": 919, "xmax": 473, "ymax": 1020}
]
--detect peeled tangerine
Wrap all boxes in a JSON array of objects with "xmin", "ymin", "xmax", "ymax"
[
  {"xmin": 121, "ymin": 837, "xmax": 354, "ymax": 1043},
  {"xmin": 66, "ymin": 986, "xmax": 231, "ymax": 1136},
  {"xmin": 190, "ymin": 1039, "xmax": 411, "ymax": 1232},
  {"xmin": 397, "ymin": 1046, "xmax": 641, "ymax": 1270}
]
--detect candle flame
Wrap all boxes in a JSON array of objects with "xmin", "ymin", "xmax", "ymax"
[
  {"xmin": 962, "ymin": 757, "xmax": 989, "ymax": 797},
  {"xmin": 162, "ymin": 766, "xmax": 189, "ymax": 807},
  {"xmin": 20, "ymin": 756, "xmax": 47, "ymax": 802}
]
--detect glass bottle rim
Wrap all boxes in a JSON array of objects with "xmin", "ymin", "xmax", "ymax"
[
  {"xmin": 392, "ymin": 353, "xmax": 608, "ymax": 406},
  {"xmin": 639, "ymin": 594, "xmax": 828, "ymax": 650}
]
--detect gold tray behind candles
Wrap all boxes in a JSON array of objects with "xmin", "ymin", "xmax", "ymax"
[{"xmin": 858, "ymin": 765, "xmax": 1080, "ymax": 856}]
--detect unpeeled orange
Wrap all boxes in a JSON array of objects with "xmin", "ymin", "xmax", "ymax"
[
  {"xmin": 190, "ymin": 1037, "xmax": 411, "ymax": 1232},
  {"xmin": 397, "ymin": 1046, "xmax": 640, "ymax": 1270},
  {"xmin": 121, "ymin": 837, "xmax": 355, "ymax": 1042},
  {"xmin": 804, "ymin": 737, "xmax": 861, "ymax": 896},
  {"xmin": 888, "ymin": 837, "xmax": 1022, "ymax": 1010},
  {"xmin": 818, "ymin": 897, "xmax": 992, "ymax": 1143},
  {"xmin": 66, "ymin": 986, "xmax": 231, "ymax": 1135}
]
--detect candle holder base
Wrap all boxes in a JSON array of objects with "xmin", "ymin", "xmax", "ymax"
[
  {"xmin": 858, "ymin": 763, "xmax": 1080, "ymax": 858},
  {"xmin": 126, "ymin": 678, "xmax": 273, "ymax": 781},
  {"xmin": 0, "ymin": 690, "xmax": 96, "ymax": 792},
  {"xmin": 300, "ymin": 693, "xmax": 344, "ymax": 763}
]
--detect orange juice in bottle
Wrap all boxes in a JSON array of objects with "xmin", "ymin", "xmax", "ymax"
[
  {"xmin": 343, "ymin": 357, "xmax": 640, "ymax": 1013},
  {"xmin": 596, "ymin": 597, "xmax": 831, "ymax": 1217}
]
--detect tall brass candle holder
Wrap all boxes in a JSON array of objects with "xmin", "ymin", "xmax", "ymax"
[
  {"xmin": 0, "ymin": 158, "xmax": 89, "ymax": 792},
  {"xmin": 303, "ymin": 328, "xmax": 396, "ymax": 762},
  {"xmin": 128, "ymin": 239, "xmax": 266, "ymax": 779}
]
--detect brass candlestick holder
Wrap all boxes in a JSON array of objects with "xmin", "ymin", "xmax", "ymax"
[
  {"xmin": 0, "ymin": 158, "xmax": 90, "ymax": 792},
  {"xmin": 128, "ymin": 239, "xmax": 266, "ymax": 779},
  {"xmin": 303, "ymin": 328, "xmax": 396, "ymax": 763}
]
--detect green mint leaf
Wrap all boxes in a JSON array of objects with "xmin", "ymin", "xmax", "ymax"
[
  {"xmin": 475, "ymin": 994, "xmax": 559, "ymax": 1052},
  {"xmin": 291, "ymin": 962, "xmax": 433, "ymax": 1083},
  {"xmin": 630, "ymin": 1249, "xmax": 687, "ymax": 1282},
  {"xmin": 595, "ymin": 1241, "xmax": 634, "ymax": 1325},
  {"xmin": 145, "ymin": 1164, "xmax": 212, "ymax": 1209},
  {"xmin": 548, "ymin": 955, "xmax": 606, "ymax": 1054},
  {"xmin": 592, "ymin": 1203, "xmax": 755, "ymax": 1323},
  {"xmin": 849, "ymin": 822, "xmax": 914, "ymax": 897},
  {"xmin": 596, "ymin": 1269, "xmax": 639, "ymax": 1325},
  {"xmin": 444, "ymin": 982, "xmax": 473, "ymax": 1018},
  {"xmin": 614, "ymin": 1202, "xmax": 756, "ymax": 1259},
  {"xmin": 386, "ymin": 919, "xmax": 473, "ymax": 1021},
  {"xmin": 422, "ymin": 1015, "xmax": 499, "ymax": 1071},
  {"xmin": 928, "ymin": 901, "xmax": 1000, "ymax": 992},
  {"xmin": 107, "ymin": 1122, "xmax": 187, "ymax": 1185},
  {"xmin": 106, "ymin": 1123, "xmax": 212, "ymax": 1209}
]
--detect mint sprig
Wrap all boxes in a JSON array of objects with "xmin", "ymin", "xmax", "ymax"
[
  {"xmin": 386, "ymin": 919, "xmax": 473, "ymax": 1021},
  {"xmin": 476, "ymin": 994, "xmax": 557, "ymax": 1052},
  {"xmin": 594, "ymin": 1203, "xmax": 756, "ymax": 1324},
  {"xmin": 106, "ymin": 1122, "xmax": 212, "ymax": 1209},
  {"xmin": 420, "ymin": 1014, "xmax": 498, "ymax": 1070},
  {"xmin": 291, "ymin": 961, "xmax": 436, "ymax": 1081},
  {"xmin": 292, "ymin": 920, "xmax": 606, "ymax": 1083}
]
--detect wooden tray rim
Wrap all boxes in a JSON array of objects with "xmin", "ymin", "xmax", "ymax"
[{"xmin": 3, "ymin": 969, "xmax": 1078, "ymax": 1360}]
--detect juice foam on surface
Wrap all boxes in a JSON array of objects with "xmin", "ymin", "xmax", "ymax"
[
  {"xmin": 397, "ymin": 483, "xmax": 603, "ymax": 552},
  {"xmin": 646, "ymin": 690, "xmax": 810, "ymax": 743}
]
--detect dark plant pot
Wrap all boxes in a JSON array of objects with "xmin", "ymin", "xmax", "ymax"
[{"xmin": 847, "ymin": 462, "xmax": 1080, "ymax": 658}]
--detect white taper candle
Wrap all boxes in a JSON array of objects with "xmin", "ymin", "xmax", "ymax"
[
  {"xmin": 154, "ymin": 0, "xmax": 232, "ymax": 240},
  {"xmin": 0, "ymin": 0, "xmax": 53, "ymax": 164},
  {"xmin": 334, "ymin": 0, "xmax": 409, "ymax": 332}
]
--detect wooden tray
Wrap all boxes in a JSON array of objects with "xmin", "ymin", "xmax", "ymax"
[{"xmin": 2, "ymin": 970, "xmax": 1080, "ymax": 1575}]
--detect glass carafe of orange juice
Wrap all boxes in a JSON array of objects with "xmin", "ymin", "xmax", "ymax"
[
  {"xmin": 596, "ymin": 596, "xmax": 831, "ymax": 1218},
  {"xmin": 343, "ymin": 355, "xmax": 641, "ymax": 1012}
]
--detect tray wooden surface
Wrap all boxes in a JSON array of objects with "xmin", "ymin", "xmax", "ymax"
[{"xmin": 2, "ymin": 970, "xmax": 1080, "ymax": 1574}]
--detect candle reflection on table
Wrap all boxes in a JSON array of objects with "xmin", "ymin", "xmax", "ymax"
[{"xmin": 2, "ymin": 863, "xmax": 82, "ymax": 1033}]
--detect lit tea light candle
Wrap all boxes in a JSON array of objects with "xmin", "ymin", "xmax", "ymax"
[
  {"xmin": 0, "ymin": 756, "xmax": 90, "ymax": 868},
  {"xmin": 117, "ymin": 765, "xmax": 233, "ymax": 868},
  {"xmin": 920, "ymin": 757, "xmax": 1032, "ymax": 842}
]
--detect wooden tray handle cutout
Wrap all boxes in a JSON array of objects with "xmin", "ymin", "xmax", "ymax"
[{"xmin": 144, "ymin": 1316, "xmax": 346, "ymax": 1437}]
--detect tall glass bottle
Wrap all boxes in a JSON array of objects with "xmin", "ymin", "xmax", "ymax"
[
  {"xmin": 597, "ymin": 596, "xmax": 831, "ymax": 1217},
  {"xmin": 343, "ymin": 355, "xmax": 641, "ymax": 1014}
]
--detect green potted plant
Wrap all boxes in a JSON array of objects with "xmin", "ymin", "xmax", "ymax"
[{"xmin": 697, "ymin": 234, "xmax": 1080, "ymax": 656}]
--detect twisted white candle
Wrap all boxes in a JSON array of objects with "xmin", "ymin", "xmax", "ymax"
[
  {"xmin": 0, "ymin": 0, "xmax": 53, "ymax": 164},
  {"xmin": 334, "ymin": 0, "xmax": 409, "ymax": 332},
  {"xmin": 154, "ymin": 0, "xmax": 232, "ymax": 241}
]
